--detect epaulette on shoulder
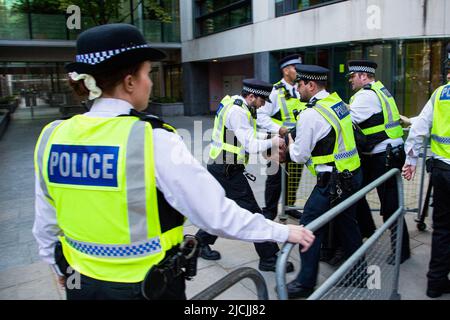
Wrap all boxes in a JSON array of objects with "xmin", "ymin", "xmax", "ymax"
[
  {"xmin": 274, "ymin": 82, "xmax": 284, "ymax": 90},
  {"xmin": 122, "ymin": 109, "xmax": 176, "ymax": 133},
  {"xmin": 363, "ymin": 83, "xmax": 372, "ymax": 90},
  {"xmin": 234, "ymin": 99, "xmax": 243, "ymax": 107}
]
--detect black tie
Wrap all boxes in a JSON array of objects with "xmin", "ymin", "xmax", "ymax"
[
  {"xmin": 306, "ymin": 97, "xmax": 318, "ymax": 108},
  {"xmin": 292, "ymin": 88, "xmax": 297, "ymax": 99}
]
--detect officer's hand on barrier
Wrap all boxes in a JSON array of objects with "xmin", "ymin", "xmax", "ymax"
[
  {"xmin": 402, "ymin": 164, "xmax": 416, "ymax": 181},
  {"xmin": 287, "ymin": 225, "xmax": 315, "ymax": 252}
]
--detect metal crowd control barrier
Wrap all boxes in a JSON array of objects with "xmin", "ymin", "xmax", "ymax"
[
  {"xmin": 276, "ymin": 169, "xmax": 404, "ymax": 300},
  {"xmin": 191, "ymin": 267, "xmax": 268, "ymax": 300},
  {"xmin": 280, "ymin": 131, "xmax": 431, "ymax": 231}
]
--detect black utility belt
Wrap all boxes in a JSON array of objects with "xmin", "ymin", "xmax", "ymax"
[{"xmin": 362, "ymin": 144, "xmax": 404, "ymax": 158}]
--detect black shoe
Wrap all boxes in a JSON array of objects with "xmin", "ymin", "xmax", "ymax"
[
  {"xmin": 427, "ymin": 280, "xmax": 450, "ymax": 298},
  {"xmin": 326, "ymin": 247, "xmax": 346, "ymax": 267},
  {"xmin": 285, "ymin": 209, "xmax": 302, "ymax": 220},
  {"xmin": 286, "ymin": 280, "xmax": 314, "ymax": 299},
  {"xmin": 258, "ymin": 258, "xmax": 294, "ymax": 273},
  {"xmin": 199, "ymin": 244, "xmax": 221, "ymax": 260}
]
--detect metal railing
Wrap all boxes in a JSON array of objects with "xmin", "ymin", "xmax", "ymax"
[
  {"xmin": 276, "ymin": 169, "xmax": 404, "ymax": 300},
  {"xmin": 280, "ymin": 133, "xmax": 431, "ymax": 231},
  {"xmin": 191, "ymin": 267, "xmax": 268, "ymax": 300}
]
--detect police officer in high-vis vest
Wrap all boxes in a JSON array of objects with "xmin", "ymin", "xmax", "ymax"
[
  {"xmin": 347, "ymin": 60, "xmax": 411, "ymax": 263},
  {"xmin": 286, "ymin": 65, "xmax": 363, "ymax": 299},
  {"xmin": 195, "ymin": 79, "xmax": 297, "ymax": 273},
  {"xmin": 403, "ymin": 43, "xmax": 450, "ymax": 299},
  {"xmin": 257, "ymin": 54, "xmax": 307, "ymax": 220},
  {"xmin": 32, "ymin": 24, "xmax": 315, "ymax": 300}
]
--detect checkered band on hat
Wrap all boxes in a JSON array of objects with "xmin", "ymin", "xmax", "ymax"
[
  {"xmin": 242, "ymin": 86, "xmax": 271, "ymax": 97},
  {"xmin": 298, "ymin": 73, "xmax": 328, "ymax": 81},
  {"xmin": 349, "ymin": 65, "xmax": 376, "ymax": 74},
  {"xmin": 76, "ymin": 44, "xmax": 151, "ymax": 65}
]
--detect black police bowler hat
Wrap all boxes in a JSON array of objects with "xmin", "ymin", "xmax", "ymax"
[
  {"xmin": 346, "ymin": 60, "xmax": 378, "ymax": 77},
  {"xmin": 279, "ymin": 54, "xmax": 302, "ymax": 69},
  {"xmin": 65, "ymin": 23, "xmax": 166, "ymax": 74},
  {"xmin": 242, "ymin": 79, "xmax": 273, "ymax": 103}
]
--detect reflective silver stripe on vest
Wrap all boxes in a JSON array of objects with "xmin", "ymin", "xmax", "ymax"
[
  {"xmin": 279, "ymin": 89, "xmax": 293, "ymax": 124},
  {"xmin": 212, "ymin": 102, "xmax": 251, "ymax": 156},
  {"xmin": 126, "ymin": 121, "xmax": 149, "ymax": 243},
  {"xmin": 378, "ymin": 90, "xmax": 394, "ymax": 124},
  {"xmin": 314, "ymin": 104, "xmax": 346, "ymax": 153},
  {"xmin": 37, "ymin": 120, "xmax": 63, "ymax": 201},
  {"xmin": 65, "ymin": 235, "xmax": 161, "ymax": 258},
  {"xmin": 431, "ymin": 134, "xmax": 450, "ymax": 145}
]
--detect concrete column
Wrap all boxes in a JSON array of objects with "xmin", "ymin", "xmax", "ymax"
[
  {"xmin": 182, "ymin": 62, "xmax": 210, "ymax": 116},
  {"xmin": 254, "ymin": 52, "xmax": 279, "ymax": 83}
]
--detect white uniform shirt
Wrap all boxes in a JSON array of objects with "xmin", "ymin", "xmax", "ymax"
[
  {"xmin": 226, "ymin": 96, "xmax": 273, "ymax": 153},
  {"xmin": 349, "ymin": 81, "xmax": 403, "ymax": 154},
  {"xmin": 405, "ymin": 90, "xmax": 450, "ymax": 166},
  {"xmin": 33, "ymin": 98, "xmax": 288, "ymax": 271},
  {"xmin": 256, "ymin": 79, "xmax": 299, "ymax": 133},
  {"xmin": 289, "ymin": 90, "xmax": 335, "ymax": 173}
]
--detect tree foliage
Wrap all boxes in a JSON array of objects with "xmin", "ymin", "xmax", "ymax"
[{"xmin": 12, "ymin": 0, "xmax": 173, "ymax": 25}]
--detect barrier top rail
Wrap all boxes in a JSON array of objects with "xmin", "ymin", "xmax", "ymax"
[
  {"xmin": 276, "ymin": 168, "xmax": 404, "ymax": 300},
  {"xmin": 191, "ymin": 267, "xmax": 269, "ymax": 300}
]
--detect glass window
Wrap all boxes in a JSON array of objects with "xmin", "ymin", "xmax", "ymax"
[
  {"xmin": 401, "ymin": 41, "xmax": 432, "ymax": 116},
  {"xmin": 275, "ymin": 0, "xmax": 347, "ymax": 16},
  {"xmin": 194, "ymin": 0, "xmax": 252, "ymax": 37}
]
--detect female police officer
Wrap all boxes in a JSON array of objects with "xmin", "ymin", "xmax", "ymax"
[{"xmin": 32, "ymin": 24, "xmax": 314, "ymax": 300}]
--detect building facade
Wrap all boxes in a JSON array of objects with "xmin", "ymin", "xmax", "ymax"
[
  {"xmin": 0, "ymin": 0, "xmax": 182, "ymax": 105},
  {"xmin": 181, "ymin": 0, "xmax": 450, "ymax": 116}
]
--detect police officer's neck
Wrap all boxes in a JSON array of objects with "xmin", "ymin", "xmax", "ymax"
[{"xmin": 282, "ymin": 76, "xmax": 295, "ymax": 86}]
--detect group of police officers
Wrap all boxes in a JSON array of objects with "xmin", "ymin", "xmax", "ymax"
[
  {"xmin": 32, "ymin": 23, "xmax": 449, "ymax": 300},
  {"xmin": 199, "ymin": 45, "xmax": 450, "ymax": 299}
]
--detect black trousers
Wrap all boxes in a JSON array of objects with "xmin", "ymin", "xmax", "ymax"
[
  {"xmin": 264, "ymin": 160, "xmax": 303, "ymax": 218},
  {"xmin": 355, "ymin": 148, "xmax": 411, "ymax": 259},
  {"xmin": 295, "ymin": 169, "xmax": 363, "ymax": 288},
  {"xmin": 65, "ymin": 271, "xmax": 186, "ymax": 300},
  {"xmin": 427, "ymin": 166, "xmax": 450, "ymax": 289},
  {"xmin": 196, "ymin": 163, "xmax": 279, "ymax": 260}
]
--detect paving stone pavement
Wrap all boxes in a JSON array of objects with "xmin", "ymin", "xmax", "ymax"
[{"xmin": 0, "ymin": 110, "xmax": 447, "ymax": 300}]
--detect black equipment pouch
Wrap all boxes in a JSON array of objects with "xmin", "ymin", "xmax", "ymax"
[
  {"xmin": 338, "ymin": 169, "xmax": 354, "ymax": 193},
  {"xmin": 329, "ymin": 168, "xmax": 343, "ymax": 207},
  {"xmin": 142, "ymin": 235, "xmax": 199, "ymax": 300},
  {"xmin": 385, "ymin": 143, "xmax": 393, "ymax": 168},
  {"xmin": 54, "ymin": 241, "xmax": 70, "ymax": 277},
  {"xmin": 224, "ymin": 164, "xmax": 245, "ymax": 179}
]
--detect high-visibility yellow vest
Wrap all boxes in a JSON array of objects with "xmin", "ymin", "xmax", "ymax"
[
  {"xmin": 306, "ymin": 93, "xmax": 361, "ymax": 176},
  {"xmin": 431, "ymin": 83, "xmax": 450, "ymax": 159},
  {"xmin": 271, "ymin": 81, "xmax": 307, "ymax": 129},
  {"xmin": 209, "ymin": 95, "xmax": 256, "ymax": 165},
  {"xmin": 350, "ymin": 81, "xmax": 403, "ymax": 140},
  {"xmin": 34, "ymin": 115, "xmax": 184, "ymax": 283}
]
